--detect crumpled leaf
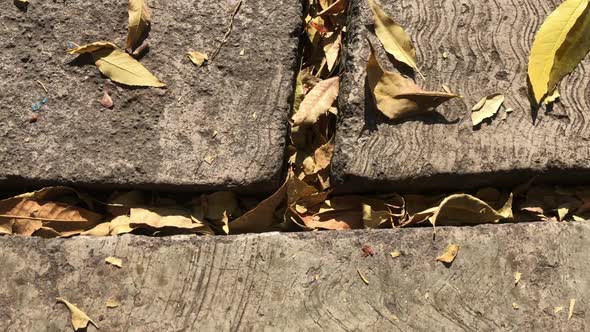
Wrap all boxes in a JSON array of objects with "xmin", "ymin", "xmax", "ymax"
[
  {"xmin": 187, "ymin": 51, "xmax": 208, "ymax": 67},
  {"xmin": 129, "ymin": 207, "xmax": 213, "ymax": 234},
  {"xmin": 471, "ymin": 93, "xmax": 505, "ymax": 126},
  {"xmin": 229, "ymin": 180, "xmax": 288, "ymax": 234},
  {"xmin": 92, "ymin": 48, "xmax": 165, "ymax": 87},
  {"xmin": 105, "ymin": 256, "xmax": 123, "ymax": 268},
  {"xmin": 292, "ymin": 76, "xmax": 340, "ymax": 126},
  {"xmin": 437, "ymin": 244, "xmax": 460, "ymax": 264},
  {"xmin": 368, "ymin": 0, "xmax": 423, "ymax": 77},
  {"xmin": 528, "ymin": 0, "xmax": 590, "ymax": 103},
  {"xmin": 367, "ymin": 46, "xmax": 459, "ymax": 120},
  {"xmin": 56, "ymin": 297, "xmax": 98, "ymax": 331},
  {"xmin": 126, "ymin": 0, "xmax": 152, "ymax": 50},
  {"xmin": 67, "ymin": 41, "xmax": 117, "ymax": 55}
]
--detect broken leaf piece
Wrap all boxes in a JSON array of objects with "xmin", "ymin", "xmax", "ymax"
[
  {"xmin": 471, "ymin": 93, "xmax": 504, "ymax": 126},
  {"xmin": 568, "ymin": 298, "xmax": 576, "ymax": 320},
  {"xmin": 67, "ymin": 41, "xmax": 117, "ymax": 54},
  {"xmin": 514, "ymin": 271, "xmax": 522, "ymax": 285},
  {"xmin": 126, "ymin": 0, "xmax": 152, "ymax": 50},
  {"xmin": 512, "ymin": 302, "xmax": 520, "ymax": 310},
  {"xmin": 528, "ymin": 0, "xmax": 590, "ymax": 104},
  {"xmin": 554, "ymin": 306, "xmax": 564, "ymax": 314},
  {"xmin": 100, "ymin": 91, "xmax": 114, "ymax": 109},
  {"xmin": 56, "ymin": 297, "xmax": 98, "ymax": 331},
  {"xmin": 390, "ymin": 250, "xmax": 402, "ymax": 258},
  {"xmin": 105, "ymin": 256, "xmax": 123, "ymax": 268},
  {"xmin": 317, "ymin": 0, "xmax": 347, "ymax": 16},
  {"xmin": 437, "ymin": 244, "xmax": 460, "ymax": 264},
  {"xmin": 106, "ymin": 297, "xmax": 120, "ymax": 308},
  {"xmin": 367, "ymin": 45, "xmax": 458, "ymax": 120},
  {"xmin": 292, "ymin": 76, "xmax": 340, "ymax": 126},
  {"xmin": 188, "ymin": 51, "xmax": 208, "ymax": 67},
  {"xmin": 129, "ymin": 207, "xmax": 213, "ymax": 235},
  {"xmin": 356, "ymin": 268, "xmax": 369, "ymax": 285},
  {"xmin": 92, "ymin": 48, "xmax": 165, "ymax": 87},
  {"xmin": 368, "ymin": 0, "xmax": 423, "ymax": 77},
  {"xmin": 544, "ymin": 89, "xmax": 560, "ymax": 105}
]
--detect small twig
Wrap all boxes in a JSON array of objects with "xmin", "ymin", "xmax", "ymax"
[
  {"xmin": 210, "ymin": 0, "xmax": 242, "ymax": 61},
  {"xmin": 36, "ymin": 80, "xmax": 48, "ymax": 93}
]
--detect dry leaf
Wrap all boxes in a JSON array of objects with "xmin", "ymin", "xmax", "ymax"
[
  {"xmin": 367, "ymin": 46, "xmax": 458, "ymax": 120},
  {"xmin": 390, "ymin": 250, "xmax": 402, "ymax": 258},
  {"xmin": 317, "ymin": 0, "xmax": 347, "ymax": 16},
  {"xmin": 431, "ymin": 193, "xmax": 513, "ymax": 227},
  {"xmin": 292, "ymin": 77, "xmax": 340, "ymax": 126},
  {"xmin": 323, "ymin": 31, "xmax": 342, "ymax": 72},
  {"xmin": 229, "ymin": 180, "xmax": 287, "ymax": 234},
  {"xmin": 554, "ymin": 306, "xmax": 564, "ymax": 314},
  {"xmin": 105, "ymin": 256, "xmax": 123, "ymax": 268},
  {"xmin": 80, "ymin": 222, "xmax": 111, "ymax": 236},
  {"xmin": 188, "ymin": 51, "xmax": 208, "ymax": 67},
  {"xmin": 437, "ymin": 244, "xmax": 460, "ymax": 264},
  {"xmin": 568, "ymin": 298, "xmax": 576, "ymax": 320},
  {"xmin": 67, "ymin": 41, "xmax": 117, "ymax": 54},
  {"xmin": 56, "ymin": 297, "xmax": 98, "ymax": 331},
  {"xmin": 92, "ymin": 48, "xmax": 165, "ymax": 87},
  {"xmin": 544, "ymin": 89, "xmax": 561, "ymax": 105},
  {"xmin": 471, "ymin": 94, "xmax": 504, "ymax": 126},
  {"xmin": 368, "ymin": 0, "xmax": 423, "ymax": 77},
  {"xmin": 100, "ymin": 91, "xmax": 114, "ymax": 108},
  {"xmin": 129, "ymin": 207, "xmax": 213, "ymax": 234},
  {"xmin": 126, "ymin": 0, "xmax": 152, "ymax": 50},
  {"xmin": 512, "ymin": 302, "xmax": 520, "ymax": 310},
  {"xmin": 106, "ymin": 297, "xmax": 120, "ymax": 308},
  {"xmin": 110, "ymin": 215, "xmax": 135, "ymax": 235},
  {"xmin": 356, "ymin": 268, "xmax": 369, "ymax": 285},
  {"xmin": 514, "ymin": 272, "xmax": 522, "ymax": 285},
  {"xmin": 528, "ymin": 0, "xmax": 590, "ymax": 103}
]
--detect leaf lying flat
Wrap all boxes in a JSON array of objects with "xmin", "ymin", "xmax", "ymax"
[
  {"xmin": 188, "ymin": 51, "xmax": 208, "ymax": 67},
  {"xmin": 471, "ymin": 93, "xmax": 505, "ymax": 126},
  {"xmin": 92, "ymin": 48, "xmax": 165, "ymax": 87},
  {"xmin": 437, "ymin": 244, "xmax": 460, "ymax": 264},
  {"xmin": 129, "ymin": 207, "xmax": 213, "ymax": 234},
  {"xmin": 368, "ymin": 0, "xmax": 423, "ymax": 77},
  {"xmin": 528, "ymin": 0, "xmax": 590, "ymax": 103},
  {"xmin": 67, "ymin": 41, "xmax": 117, "ymax": 55},
  {"xmin": 105, "ymin": 256, "xmax": 123, "ymax": 268},
  {"xmin": 292, "ymin": 76, "xmax": 340, "ymax": 126},
  {"xmin": 367, "ymin": 46, "xmax": 458, "ymax": 120},
  {"xmin": 126, "ymin": 0, "xmax": 152, "ymax": 50},
  {"xmin": 56, "ymin": 297, "xmax": 98, "ymax": 331}
]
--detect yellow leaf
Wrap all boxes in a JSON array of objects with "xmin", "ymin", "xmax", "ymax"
[
  {"xmin": 368, "ymin": 0, "xmax": 423, "ymax": 77},
  {"xmin": 56, "ymin": 297, "xmax": 98, "ymax": 331},
  {"xmin": 431, "ymin": 193, "xmax": 512, "ymax": 227},
  {"xmin": 126, "ymin": 0, "xmax": 152, "ymax": 50},
  {"xmin": 106, "ymin": 297, "xmax": 120, "ymax": 308},
  {"xmin": 569, "ymin": 298, "xmax": 576, "ymax": 320},
  {"xmin": 437, "ymin": 244, "xmax": 460, "ymax": 264},
  {"xmin": 544, "ymin": 89, "xmax": 561, "ymax": 105},
  {"xmin": 292, "ymin": 77, "xmax": 340, "ymax": 126},
  {"xmin": 528, "ymin": 0, "xmax": 590, "ymax": 103},
  {"xmin": 471, "ymin": 93, "xmax": 505, "ymax": 126},
  {"xmin": 187, "ymin": 51, "xmax": 208, "ymax": 67},
  {"xmin": 67, "ymin": 41, "xmax": 117, "ymax": 55},
  {"xmin": 80, "ymin": 222, "xmax": 111, "ymax": 236},
  {"xmin": 129, "ymin": 207, "xmax": 213, "ymax": 234},
  {"xmin": 512, "ymin": 302, "xmax": 520, "ymax": 310},
  {"xmin": 554, "ymin": 306, "xmax": 564, "ymax": 314},
  {"xmin": 105, "ymin": 256, "xmax": 123, "ymax": 268},
  {"xmin": 367, "ymin": 46, "xmax": 459, "ymax": 120},
  {"xmin": 110, "ymin": 215, "xmax": 135, "ymax": 235},
  {"xmin": 356, "ymin": 268, "xmax": 369, "ymax": 285},
  {"xmin": 92, "ymin": 48, "xmax": 165, "ymax": 87},
  {"xmin": 390, "ymin": 250, "xmax": 402, "ymax": 258},
  {"xmin": 514, "ymin": 272, "xmax": 522, "ymax": 285}
]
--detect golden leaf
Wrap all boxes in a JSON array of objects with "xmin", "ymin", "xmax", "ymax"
[
  {"xmin": 56, "ymin": 297, "xmax": 98, "ymax": 331},
  {"xmin": 431, "ymin": 193, "xmax": 512, "ymax": 227},
  {"xmin": 367, "ymin": 46, "xmax": 458, "ymax": 120},
  {"xmin": 67, "ymin": 41, "xmax": 117, "ymax": 55},
  {"xmin": 80, "ymin": 222, "xmax": 111, "ymax": 236},
  {"xmin": 368, "ymin": 0, "xmax": 423, "ymax": 77},
  {"xmin": 105, "ymin": 256, "xmax": 123, "ymax": 268},
  {"xmin": 390, "ymin": 250, "xmax": 402, "ymax": 258},
  {"xmin": 92, "ymin": 48, "xmax": 165, "ymax": 87},
  {"xmin": 471, "ymin": 93, "xmax": 505, "ymax": 126},
  {"xmin": 528, "ymin": 0, "xmax": 590, "ymax": 103},
  {"xmin": 292, "ymin": 77, "xmax": 340, "ymax": 126},
  {"xmin": 129, "ymin": 207, "xmax": 213, "ymax": 234},
  {"xmin": 569, "ymin": 298, "xmax": 576, "ymax": 320},
  {"xmin": 110, "ymin": 215, "xmax": 135, "ymax": 235},
  {"xmin": 544, "ymin": 89, "xmax": 560, "ymax": 105},
  {"xmin": 437, "ymin": 244, "xmax": 460, "ymax": 264},
  {"xmin": 187, "ymin": 51, "xmax": 208, "ymax": 67},
  {"xmin": 514, "ymin": 272, "xmax": 522, "ymax": 285},
  {"xmin": 106, "ymin": 297, "xmax": 120, "ymax": 308},
  {"xmin": 126, "ymin": 0, "xmax": 152, "ymax": 50}
]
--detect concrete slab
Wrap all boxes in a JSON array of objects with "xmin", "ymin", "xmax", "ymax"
[
  {"xmin": 333, "ymin": 0, "xmax": 590, "ymax": 194},
  {"xmin": 0, "ymin": 0, "xmax": 301, "ymax": 193},
  {"xmin": 1, "ymin": 222, "xmax": 588, "ymax": 331}
]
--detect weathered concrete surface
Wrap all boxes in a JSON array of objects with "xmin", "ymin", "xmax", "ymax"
[
  {"xmin": 0, "ymin": 0, "xmax": 301, "ymax": 193},
  {"xmin": 333, "ymin": 0, "xmax": 590, "ymax": 194},
  {"xmin": 1, "ymin": 222, "xmax": 588, "ymax": 331}
]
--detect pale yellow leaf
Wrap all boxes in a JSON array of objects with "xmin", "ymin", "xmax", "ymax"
[
  {"xmin": 109, "ymin": 215, "xmax": 135, "ymax": 235},
  {"xmin": 431, "ymin": 193, "xmax": 512, "ymax": 227},
  {"xmin": 188, "ymin": 51, "xmax": 208, "ymax": 67},
  {"xmin": 437, "ymin": 244, "xmax": 460, "ymax": 264},
  {"xmin": 129, "ymin": 207, "xmax": 213, "ymax": 234},
  {"xmin": 368, "ymin": 0, "xmax": 423, "ymax": 77},
  {"xmin": 514, "ymin": 271, "xmax": 522, "ymax": 285},
  {"xmin": 554, "ymin": 306, "xmax": 564, "ymax": 314},
  {"xmin": 106, "ymin": 297, "xmax": 120, "ymax": 308},
  {"xmin": 569, "ymin": 298, "xmax": 576, "ymax": 320},
  {"xmin": 126, "ymin": 0, "xmax": 152, "ymax": 50},
  {"xmin": 528, "ymin": 0, "xmax": 590, "ymax": 103},
  {"xmin": 367, "ymin": 46, "xmax": 458, "ymax": 120},
  {"xmin": 292, "ymin": 76, "xmax": 340, "ymax": 126},
  {"xmin": 544, "ymin": 89, "xmax": 561, "ymax": 105},
  {"xmin": 92, "ymin": 48, "xmax": 165, "ymax": 87},
  {"xmin": 105, "ymin": 256, "xmax": 123, "ymax": 268},
  {"xmin": 56, "ymin": 297, "xmax": 98, "ymax": 331},
  {"xmin": 80, "ymin": 222, "xmax": 111, "ymax": 236},
  {"xmin": 512, "ymin": 302, "xmax": 520, "ymax": 310},
  {"xmin": 67, "ymin": 41, "xmax": 117, "ymax": 55},
  {"xmin": 390, "ymin": 250, "xmax": 402, "ymax": 258},
  {"xmin": 471, "ymin": 93, "xmax": 504, "ymax": 126}
]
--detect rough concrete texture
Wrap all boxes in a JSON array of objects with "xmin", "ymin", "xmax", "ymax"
[
  {"xmin": 1, "ymin": 222, "xmax": 588, "ymax": 331},
  {"xmin": 0, "ymin": 0, "xmax": 301, "ymax": 193},
  {"xmin": 333, "ymin": 0, "xmax": 590, "ymax": 194}
]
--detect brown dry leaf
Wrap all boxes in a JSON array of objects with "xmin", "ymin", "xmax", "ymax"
[
  {"xmin": 292, "ymin": 76, "xmax": 340, "ymax": 126},
  {"xmin": 67, "ymin": 41, "xmax": 117, "ymax": 54},
  {"xmin": 323, "ymin": 31, "xmax": 342, "ymax": 72},
  {"xmin": 471, "ymin": 93, "xmax": 505, "ymax": 126},
  {"xmin": 105, "ymin": 256, "xmax": 123, "ymax": 268},
  {"xmin": 569, "ymin": 298, "xmax": 576, "ymax": 320},
  {"xmin": 110, "ymin": 215, "xmax": 135, "ymax": 235},
  {"xmin": 56, "ymin": 297, "xmax": 98, "ymax": 331},
  {"xmin": 100, "ymin": 91, "xmax": 114, "ymax": 108},
  {"xmin": 431, "ymin": 193, "xmax": 512, "ymax": 227},
  {"xmin": 129, "ymin": 207, "xmax": 213, "ymax": 235},
  {"xmin": 106, "ymin": 297, "xmax": 120, "ymax": 308},
  {"xmin": 313, "ymin": 138, "xmax": 334, "ymax": 172},
  {"xmin": 92, "ymin": 48, "xmax": 165, "ymax": 87},
  {"xmin": 437, "ymin": 244, "xmax": 460, "ymax": 264},
  {"xmin": 356, "ymin": 268, "xmax": 369, "ymax": 285},
  {"xmin": 317, "ymin": 0, "xmax": 348, "ymax": 16},
  {"xmin": 229, "ymin": 180, "xmax": 288, "ymax": 234},
  {"xmin": 80, "ymin": 222, "xmax": 111, "ymax": 236},
  {"xmin": 126, "ymin": 0, "xmax": 152, "ymax": 50},
  {"xmin": 368, "ymin": 0, "xmax": 423, "ymax": 77},
  {"xmin": 367, "ymin": 46, "xmax": 458, "ymax": 120},
  {"xmin": 187, "ymin": 51, "xmax": 208, "ymax": 67}
]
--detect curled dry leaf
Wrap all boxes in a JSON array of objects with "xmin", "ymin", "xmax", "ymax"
[
  {"xmin": 292, "ymin": 76, "xmax": 340, "ymax": 126},
  {"xmin": 56, "ymin": 297, "xmax": 98, "ymax": 331},
  {"xmin": 67, "ymin": 41, "xmax": 117, "ymax": 54},
  {"xmin": 323, "ymin": 31, "xmax": 342, "ymax": 72},
  {"xmin": 126, "ymin": 0, "xmax": 152, "ymax": 50},
  {"xmin": 471, "ymin": 93, "xmax": 504, "ymax": 126},
  {"xmin": 80, "ymin": 222, "xmax": 111, "ymax": 236},
  {"xmin": 188, "ymin": 51, "xmax": 208, "ymax": 67},
  {"xmin": 317, "ymin": 0, "xmax": 348, "ymax": 16},
  {"xmin": 229, "ymin": 179, "xmax": 287, "ymax": 234},
  {"xmin": 92, "ymin": 48, "xmax": 165, "ymax": 87},
  {"xmin": 437, "ymin": 244, "xmax": 460, "ymax": 264},
  {"xmin": 528, "ymin": 0, "xmax": 590, "ymax": 104},
  {"xmin": 129, "ymin": 207, "xmax": 214, "ymax": 235},
  {"xmin": 100, "ymin": 91, "xmax": 114, "ymax": 108},
  {"xmin": 368, "ymin": 0, "xmax": 423, "ymax": 77},
  {"xmin": 105, "ymin": 256, "xmax": 123, "ymax": 268},
  {"xmin": 367, "ymin": 46, "xmax": 459, "ymax": 120}
]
